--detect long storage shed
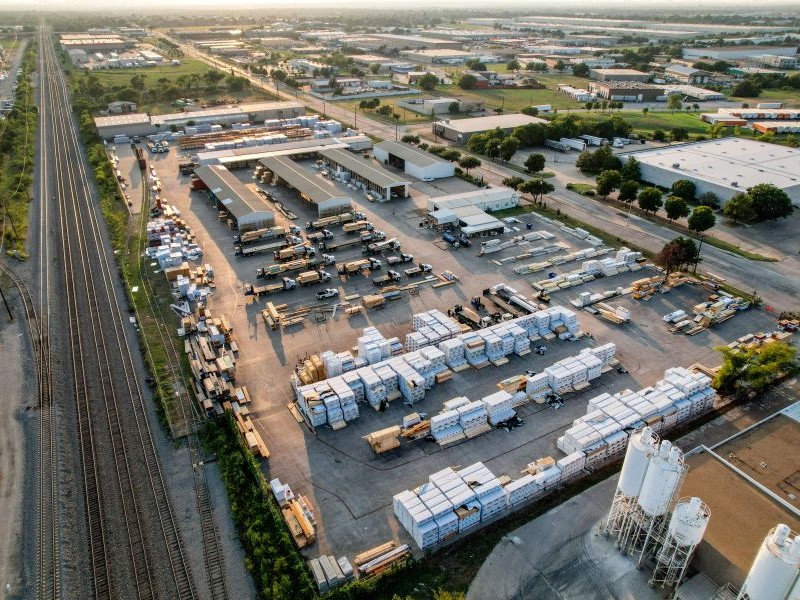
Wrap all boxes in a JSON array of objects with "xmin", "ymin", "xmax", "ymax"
[
  {"xmin": 194, "ymin": 164, "xmax": 275, "ymax": 231},
  {"xmin": 320, "ymin": 148, "xmax": 410, "ymax": 201},
  {"xmin": 260, "ymin": 156, "xmax": 353, "ymax": 217},
  {"xmin": 373, "ymin": 141, "xmax": 455, "ymax": 181}
]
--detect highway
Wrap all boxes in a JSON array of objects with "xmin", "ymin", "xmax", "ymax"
[
  {"xmin": 163, "ymin": 33, "xmax": 798, "ymax": 312},
  {"xmin": 36, "ymin": 28, "xmax": 198, "ymax": 599}
]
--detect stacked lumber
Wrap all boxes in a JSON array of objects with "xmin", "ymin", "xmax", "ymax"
[
  {"xmin": 364, "ymin": 426, "xmax": 402, "ymax": 454},
  {"xmin": 270, "ymin": 476, "xmax": 316, "ymax": 547},
  {"xmin": 296, "ymin": 354, "xmax": 326, "ymax": 385},
  {"xmin": 233, "ymin": 411, "xmax": 269, "ymax": 458},
  {"xmin": 354, "ymin": 543, "xmax": 410, "ymax": 577}
]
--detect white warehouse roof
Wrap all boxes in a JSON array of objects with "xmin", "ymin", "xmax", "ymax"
[
  {"xmin": 620, "ymin": 139, "xmax": 800, "ymax": 205},
  {"xmin": 437, "ymin": 113, "xmax": 546, "ymax": 135},
  {"xmin": 374, "ymin": 141, "xmax": 449, "ymax": 168},
  {"xmin": 194, "ymin": 165, "xmax": 274, "ymax": 226}
]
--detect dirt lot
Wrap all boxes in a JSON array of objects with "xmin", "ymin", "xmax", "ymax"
[{"xmin": 115, "ymin": 142, "xmax": 784, "ymax": 562}]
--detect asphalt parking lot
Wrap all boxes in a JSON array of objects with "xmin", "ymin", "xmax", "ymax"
[{"xmin": 113, "ymin": 142, "xmax": 783, "ymax": 561}]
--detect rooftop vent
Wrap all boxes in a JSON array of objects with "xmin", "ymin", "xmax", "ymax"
[
  {"xmin": 731, "ymin": 181, "xmax": 739, "ymax": 187},
  {"xmin": 672, "ymin": 163, "xmax": 681, "ymax": 168}
]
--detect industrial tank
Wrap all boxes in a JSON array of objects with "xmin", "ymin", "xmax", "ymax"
[
  {"xmin": 617, "ymin": 427, "xmax": 658, "ymax": 497},
  {"xmin": 637, "ymin": 441, "xmax": 684, "ymax": 517},
  {"xmin": 667, "ymin": 497, "xmax": 710, "ymax": 548},
  {"xmin": 738, "ymin": 524, "xmax": 800, "ymax": 600}
]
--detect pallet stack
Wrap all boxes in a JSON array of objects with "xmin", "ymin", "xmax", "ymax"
[{"xmin": 269, "ymin": 477, "xmax": 316, "ymax": 548}]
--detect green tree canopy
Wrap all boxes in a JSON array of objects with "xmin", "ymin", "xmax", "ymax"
[
  {"xmin": 722, "ymin": 192, "xmax": 756, "ymax": 223},
  {"xmin": 747, "ymin": 183, "xmax": 794, "ymax": 221},
  {"xmin": 418, "ymin": 73, "xmax": 439, "ymax": 91},
  {"xmin": 596, "ymin": 169, "xmax": 622, "ymax": 199},
  {"xmin": 670, "ymin": 179, "xmax": 697, "ymax": 201},
  {"xmin": 620, "ymin": 156, "xmax": 641, "ymax": 182},
  {"xmin": 664, "ymin": 196, "xmax": 691, "ymax": 222},
  {"xmin": 459, "ymin": 74, "xmax": 478, "ymax": 90},
  {"xmin": 657, "ymin": 236, "xmax": 699, "ymax": 274},
  {"xmin": 524, "ymin": 153, "xmax": 546, "ymax": 174},
  {"xmin": 637, "ymin": 186, "xmax": 663, "ymax": 213},
  {"xmin": 618, "ymin": 179, "xmax": 640, "ymax": 203},
  {"xmin": 519, "ymin": 178, "xmax": 555, "ymax": 202},
  {"xmin": 458, "ymin": 155, "xmax": 481, "ymax": 173},
  {"xmin": 688, "ymin": 205, "xmax": 716, "ymax": 235}
]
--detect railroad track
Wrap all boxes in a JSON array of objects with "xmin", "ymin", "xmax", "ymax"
[{"xmin": 37, "ymin": 28, "xmax": 197, "ymax": 599}]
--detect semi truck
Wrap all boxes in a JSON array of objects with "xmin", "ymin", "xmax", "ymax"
[
  {"xmin": 235, "ymin": 238, "xmax": 290, "ymax": 257},
  {"xmin": 296, "ymin": 270, "xmax": 332, "ymax": 286},
  {"xmin": 256, "ymin": 255, "xmax": 335, "ymax": 279},
  {"xmin": 234, "ymin": 226, "xmax": 286, "ymax": 245},
  {"xmin": 343, "ymin": 220, "xmax": 374, "ymax": 235},
  {"xmin": 560, "ymin": 137, "xmax": 587, "ymax": 152},
  {"xmin": 359, "ymin": 230, "xmax": 387, "ymax": 244},
  {"xmin": 274, "ymin": 244, "xmax": 316, "ymax": 261},
  {"xmin": 337, "ymin": 257, "xmax": 382, "ymax": 275},
  {"xmin": 403, "ymin": 263, "xmax": 432, "ymax": 278},
  {"xmin": 243, "ymin": 277, "xmax": 296, "ymax": 296},
  {"xmin": 373, "ymin": 270, "xmax": 402, "ymax": 287},
  {"xmin": 363, "ymin": 238, "xmax": 401, "ymax": 255},
  {"xmin": 545, "ymin": 139, "xmax": 569, "ymax": 153},
  {"xmin": 386, "ymin": 253, "xmax": 414, "ymax": 266},
  {"xmin": 135, "ymin": 147, "xmax": 147, "ymax": 171},
  {"xmin": 305, "ymin": 229, "xmax": 334, "ymax": 243},
  {"xmin": 450, "ymin": 305, "xmax": 493, "ymax": 329},
  {"xmin": 305, "ymin": 212, "xmax": 364, "ymax": 231},
  {"xmin": 320, "ymin": 237, "xmax": 364, "ymax": 252}
]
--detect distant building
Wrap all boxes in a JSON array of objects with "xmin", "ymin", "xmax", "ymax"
[
  {"xmin": 371, "ymin": 33, "xmax": 463, "ymax": 51},
  {"xmin": 396, "ymin": 97, "xmax": 483, "ymax": 116},
  {"xmin": 682, "ymin": 45, "xmax": 798, "ymax": 61},
  {"xmin": 589, "ymin": 68, "xmax": 651, "ymax": 82},
  {"xmin": 664, "ymin": 64, "xmax": 710, "ymax": 85},
  {"xmin": 399, "ymin": 49, "xmax": 478, "ymax": 65},
  {"xmin": 374, "ymin": 141, "xmax": 455, "ymax": 181},
  {"xmin": 107, "ymin": 100, "xmax": 137, "ymax": 114},
  {"xmin": 588, "ymin": 81, "xmax": 664, "ymax": 102},
  {"xmin": 67, "ymin": 49, "xmax": 89, "ymax": 65},
  {"xmin": 432, "ymin": 113, "xmax": 547, "ymax": 144},
  {"xmin": 759, "ymin": 54, "xmax": 799, "ymax": 69}
]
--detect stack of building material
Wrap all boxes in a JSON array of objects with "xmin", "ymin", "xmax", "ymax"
[
  {"xmin": 525, "ymin": 372, "xmax": 550, "ymax": 403},
  {"xmin": 416, "ymin": 484, "xmax": 459, "ymax": 542},
  {"xmin": 438, "ymin": 338, "xmax": 467, "ymax": 371},
  {"xmin": 364, "ymin": 426, "xmax": 401, "ymax": 454},
  {"xmin": 556, "ymin": 451, "xmax": 586, "ymax": 479},
  {"xmin": 462, "ymin": 333, "xmax": 489, "ymax": 368},
  {"xmin": 356, "ymin": 366, "xmax": 386, "ymax": 410},
  {"xmin": 482, "ymin": 391, "xmax": 516, "ymax": 425},
  {"xmin": 459, "ymin": 464, "xmax": 507, "ymax": 520},
  {"xmin": 504, "ymin": 474, "xmax": 538, "ymax": 506},
  {"xmin": 373, "ymin": 364, "xmax": 400, "ymax": 401},
  {"xmin": 458, "ymin": 400, "xmax": 491, "ymax": 438},
  {"xmin": 308, "ymin": 554, "xmax": 351, "ymax": 593},
  {"xmin": 328, "ymin": 377, "xmax": 359, "ymax": 422},
  {"xmin": 431, "ymin": 410, "xmax": 465, "ymax": 446},
  {"xmin": 406, "ymin": 309, "xmax": 461, "ymax": 351},
  {"xmin": 358, "ymin": 327, "xmax": 392, "ymax": 364},
  {"xmin": 271, "ymin": 481, "xmax": 316, "ymax": 548},
  {"xmin": 531, "ymin": 463, "xmax": 562, "ymax": 491},
  {"xmin": 355, "ymin": 544, "xmax": 411, "ymax": 577},
  {"xmin": 391, "ymin": 359, "xmax": 426, "ymax": 405}
]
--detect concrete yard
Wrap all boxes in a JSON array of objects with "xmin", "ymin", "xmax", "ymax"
[{"xmin": 116, "ymin": 142, "xmax": 786, "ymax": 562}]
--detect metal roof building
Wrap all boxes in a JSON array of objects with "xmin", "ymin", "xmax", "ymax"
[
  {"xmin": 373, "ymin": 141, "xmax": 455, "ymax": 181},
  {"xmin": 260, "ymin": 157, "xmax": 352, "ymax": 217},
  {"xmin": 427, "ymin": 187, "xmax": 518, "ymax": 235},
  {"xmin": 620, "ymin": 139, "xmax": 800, "ymax": 207},
  {"xmin": 319, "ymin": 148, "xmax": 410, "ymax": 201},
  {"xmin": 150, "ymin": 102, "xmax": 305, "ymax": 129},
  {"xmin": 94, "ymin": 113, "xmax": 157, "ymax": 139},
  {"xmin": 194, "ymin": 165, "xmax": 275, "ymax": 231},
  {"xmin": 432, "ymin": 113, "xmax": 547, "ymax": 144}
]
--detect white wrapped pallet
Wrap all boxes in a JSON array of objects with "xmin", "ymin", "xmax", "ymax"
[
  {"xmin": 443, "ymin": 396, "xmax": 471, "ymax": 412},
  {"xmin": 430, "ymin": 410, "xmax": 460, "ymax": 433},
  {"xmin": 433, "ymin": 424, "xmax": 465, "ymax": 445},
  {"xmin": 605, "ymin": 430, "xmax": 628, "ymax": 456},
  {"xmin": 532, "ymin": 465, "xmax": 562, "ymax": 490},
  {"xmin": 525, "ymin": 372, "xmax": 549, "ymax": 396},
  {"xmin": 434, "ymin": 509, "xmax": 459, "ymax": 541},
  {"xmin": 505, "ymin": 474, "xmax": 538, "ymax": 505},
  {"xmin": 341, "ymin": 371, "xmax": 364, "ymax": 402},
  {"xmin": 458, "ymin": 401, "xmax": 490, "ymax": 435},
  {"xmin": 556, "ymin": 451, "xmax": 586, "ymax": 480},
  {"xmin": 482, "ymin": 391, "xmax": 515, "ymax": 425}
]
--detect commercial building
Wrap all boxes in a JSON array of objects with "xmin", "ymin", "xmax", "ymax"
[
  {"xmin": 59, "ymin": 34, "xmax": 130, "ymax": 52},
  {"xmin": 193, "ymin": 165, "xmax": 275, "ymax": 231},
  {"xmin": 620, "ymin": 138, "xmax": 800, "ymax": 207},
  {"xmin": 150, "ymin": 102, "xmax": 305, "ymax": 130},
  {"xmin": 558, "ymin": 84, "xmax": 593, "ymax": 102},
  {"xmin": 426, "ymin": 187, "xmax": 518, "ymax": 235},
  {"xmin": 660, "ymin": 84, "xmax": 724, "ymax": 102},
  {"xmin": 319, "ymin": 148, "xmax": 410, "ymax": 201},
  {"xmin": 589, "ymin": 68, "xmax": 651, "ymax": 82},
  {"xmin": 399, "ymin": 49, "xmax": 478, "ymax": 65},
  {"xmin": 373, "ymin": 141, "xmax": 455, "ymax": 181},
  {"xmin": 432, "ymin": 113, "xmax": 547, "ymax": 144},
  {"xmin": 259, "ymin": 156, "xmax": 352, "ymax": 217},
  {"xmin": 588, "ymin": 81, "xmax": 664, "ymax": 102},
  {"xmin": 759, "ymin": 54, "xmax": 799, "ymax": 69},
  {"xmin": 94, "ymin": 113, "xmax": 157, "ymax": 138},
  {"xmin": 664, "ymin": 64, "xmax": 710, "ymax": 85},
  {"xmin": 107, "ymin": 100, "xmax": 137, "ymax": 114},
  {"xmin": 396, "ymin": 97, "xmax": 483, "ymax": 116},
  {"xmin": 682, "ymin": 45, "xmax": 798, "ymax": 61},
  {"xmin": 372, "ymin": 33, "xmax": 463, "ymax": 51}
]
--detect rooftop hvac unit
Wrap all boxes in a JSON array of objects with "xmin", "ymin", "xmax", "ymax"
[
  {"xmin": 731, "ymin": 181, "xmax": 739, "ymax": 187},
  {"xmin": 737, "ymin": 524, "xmax": 800, "ymax": 600},
  {"xmin": 672, "ymin": 163, "xmax": 681, "ymax": 168}
]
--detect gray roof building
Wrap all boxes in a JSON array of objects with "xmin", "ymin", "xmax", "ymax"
[
  {"xmin": 194, "ymin": 164, "xmax": 275, "ymax": 231},
  {"xmin": 320, "ymin": 148, "xmax": 410, "ymax": 201},
  {"xmin": 260, "ymin": 156, "xmax": 352, "ymax": 217}
]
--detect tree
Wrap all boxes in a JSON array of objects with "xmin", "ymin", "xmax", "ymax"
[
  {"xmin": 638, "ymin": 187, "xmax": 663, "ymax": 214},
  {"xmin": 585, "ymin": 101, "xmax": 594, "ymax": 111},
  {"xmin": 507, "ymin": 60, "xmax": 521, "ymax": 71},
  {"xmin": 527, "ymin": 61, "xmax": 547, "ymax": 72},
  {"xmin": 369, "ymin": 63, "xmax": 381, "ymax": 74},
  {"xmin": 576, "ymin": 146, "xmax": 622, "ymax": 175},
  {"xmin": 658, "ymin": 236, "xmax": 699, "ymax": 274},
  {"xmin": 697, "ymin": 191, "xmax": 720, "ymax": 208},
  {"xmin": 652, "ymin": 129, "xmax": 666, "ymax": 142},
  {"xmin": 595, "ymin": 169, "xmax": 622, "ymax": 199},
  {"xmin": 554, "ymin": 60, "xmax": 566, "ymax": 72},
  {"xmin": 458, "ymin": 155, "xmax": 481, "ymax": 173},
  {"xmin": 440, "ymin": 149, "xmax": 461, "ymax": 162},
  {"xmin": 620, "ymin": 156, "xmax": 641, "ymax": 182},
  {"xmin": 459, "ymin": 74, "xmax": 478, "ymax": 90},
  {"xmin": 664, "ymin": 196, "xmax": 691, "ymax": 222},
  {"xmin": 670, "ymin": 179, "xmax": 696, "ymax": 201},
  {"xmin": 714, "ymin": 342, "xmax": 798, "ymax": 394},
  {"xmin": 502, "ymin": 176, "xmax": 526, "ymax": 190},
  {"xmin": 687, "ymin": 206, "xmax": 716, "ymax": 272},
  {"xmin": 722, "ymin": 192, "xmax": 756, "ymax": 223},
  {"xmin": 732, "ymin": 79, "xmax": 761, "ymax": 97},
  {"xmin": 524, "ymin": 153, "xmax": 546, "ymax": 174},
  {"xmin": 642, "ymin": 107, "xmax": 649, "ymax": 115},
  {"xmin": 499, "ymin": 137, "xmax": 520, "ymax": 162},
  {"xmin": 618, "ymin": 180, "xmax": 639, "ymax": 203},
  {"xmin": 418, "ymin": 73, "xmax": 439, "ymax": 91},
  {"xmin": 667, "ymin": 93, "xmax": 682, "ymax": 113},
  {"xmin": 670, "ymin": 127, "xmax": 689, "ymax": 142},
  {"xmin": 747, "ymin": 183, "xmax": 794, "ymax": 221},
  {"xmin": 377, "ymin": 104, "xmax": 393, "ymax": 117},
  {"xmin": 401, "ymin": 134, "xmax": 420, "ymax": 145},
  {"xmin": 707, "ymin": 122, "xmax": 724, "ymax": 139},
  {"xmin": 572, "ymin": 63, "xmax": 590, "ymax": 77},
  {"xmin": 519, "ymin": 178, "xmax": 555, "ymax": 202},
  {"xmin": 448, "ymin": 101, "xmax": 460, "ymax": 114}
]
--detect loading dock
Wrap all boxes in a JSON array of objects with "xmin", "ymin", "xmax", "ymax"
[{"xmin": 319, "ymin": 148, "xmax": 410, "ymax": 201}]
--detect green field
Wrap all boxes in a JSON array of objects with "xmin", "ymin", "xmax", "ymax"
[
  {"xmin": 336, "ymin": 94, "xmax": 438, "ymax": 125},
  {"xmin": 579, "ymin": 109, "xmax": 710, "ymax": 135},
  {"xmin": 0, "ymin": 38, "xmax": 19, "ymax": 52},
  {"xmin": 731, "ymin": 87, "xmax": 800, "ymax": 108},
  {"xmin": 87, "ymin": 58, "xmax": 215, "ymax": 91}
]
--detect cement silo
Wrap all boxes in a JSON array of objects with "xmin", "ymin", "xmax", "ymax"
[
  {"xmin": 650, "ymin": 497, "xmax": 710, "ymax": 589},
  {"xmin": 605, "ymin": 427, "xmax": 658, "ymax": 541},
  {"xmin": 618, "ymin": 440, "xmax": 687, "ymax": 565},
  {"xmin": 738, "ymin": 524, "xmax": 800, "ymax": 600}
]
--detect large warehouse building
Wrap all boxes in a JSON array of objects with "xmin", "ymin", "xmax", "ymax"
[
  {"xmin": 432, "ymin": 113, "xmax": 547, "ymax": 144},
  {"xmin": 193, "ymin": 165, "xmax": 275, "ymax": 231},
  {"xmin": 620, "ymin": 139, "xmax": 800, "ymax": 207},
  {"xmin": 260, "ymin": 157, "xmax": 352, "ymax": 217},
  {"xmin": 319, "ymin": 148, "xmax": 410, "ymax": 201},
  {"xmin": 373, "ymin": 141, "xmax": 455, "ymax": 181},
  {"xmin": 427, "ymin": 187, "xmax": 519, "ymax": 236}
]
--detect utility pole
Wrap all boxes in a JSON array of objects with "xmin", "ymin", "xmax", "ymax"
[{"xmin": 0, "ymin": 283, "xmax": 12, "ymax": 320}]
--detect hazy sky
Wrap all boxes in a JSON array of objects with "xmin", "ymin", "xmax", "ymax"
[{"xmin": 8, "ymin": 0, "xmax": 800, "ymax": 8}]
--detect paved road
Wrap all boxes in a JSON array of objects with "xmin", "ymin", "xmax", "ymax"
[
  {"xmin": 160, "ymin": 35, "xmax": 799, "ymax": 312},
  {"xmin": 0, "ymin": 38, "xmax": 26, "ymax": 101}
]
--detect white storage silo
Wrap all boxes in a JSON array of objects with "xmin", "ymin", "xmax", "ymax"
[
  {"xmin": 737, "ymin": 524, "xmax": 800, "ymax": 600},
  {"xmin": 650, "ymin": 497, "xmax": 710, "ymax": 589},
  {"xmin": 638, "ymin": 442, "xmax": 684, "ymax": 517},
  {"xmin": 605, "ymin": 427, "xmax": 658, "ymax": 539}
]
